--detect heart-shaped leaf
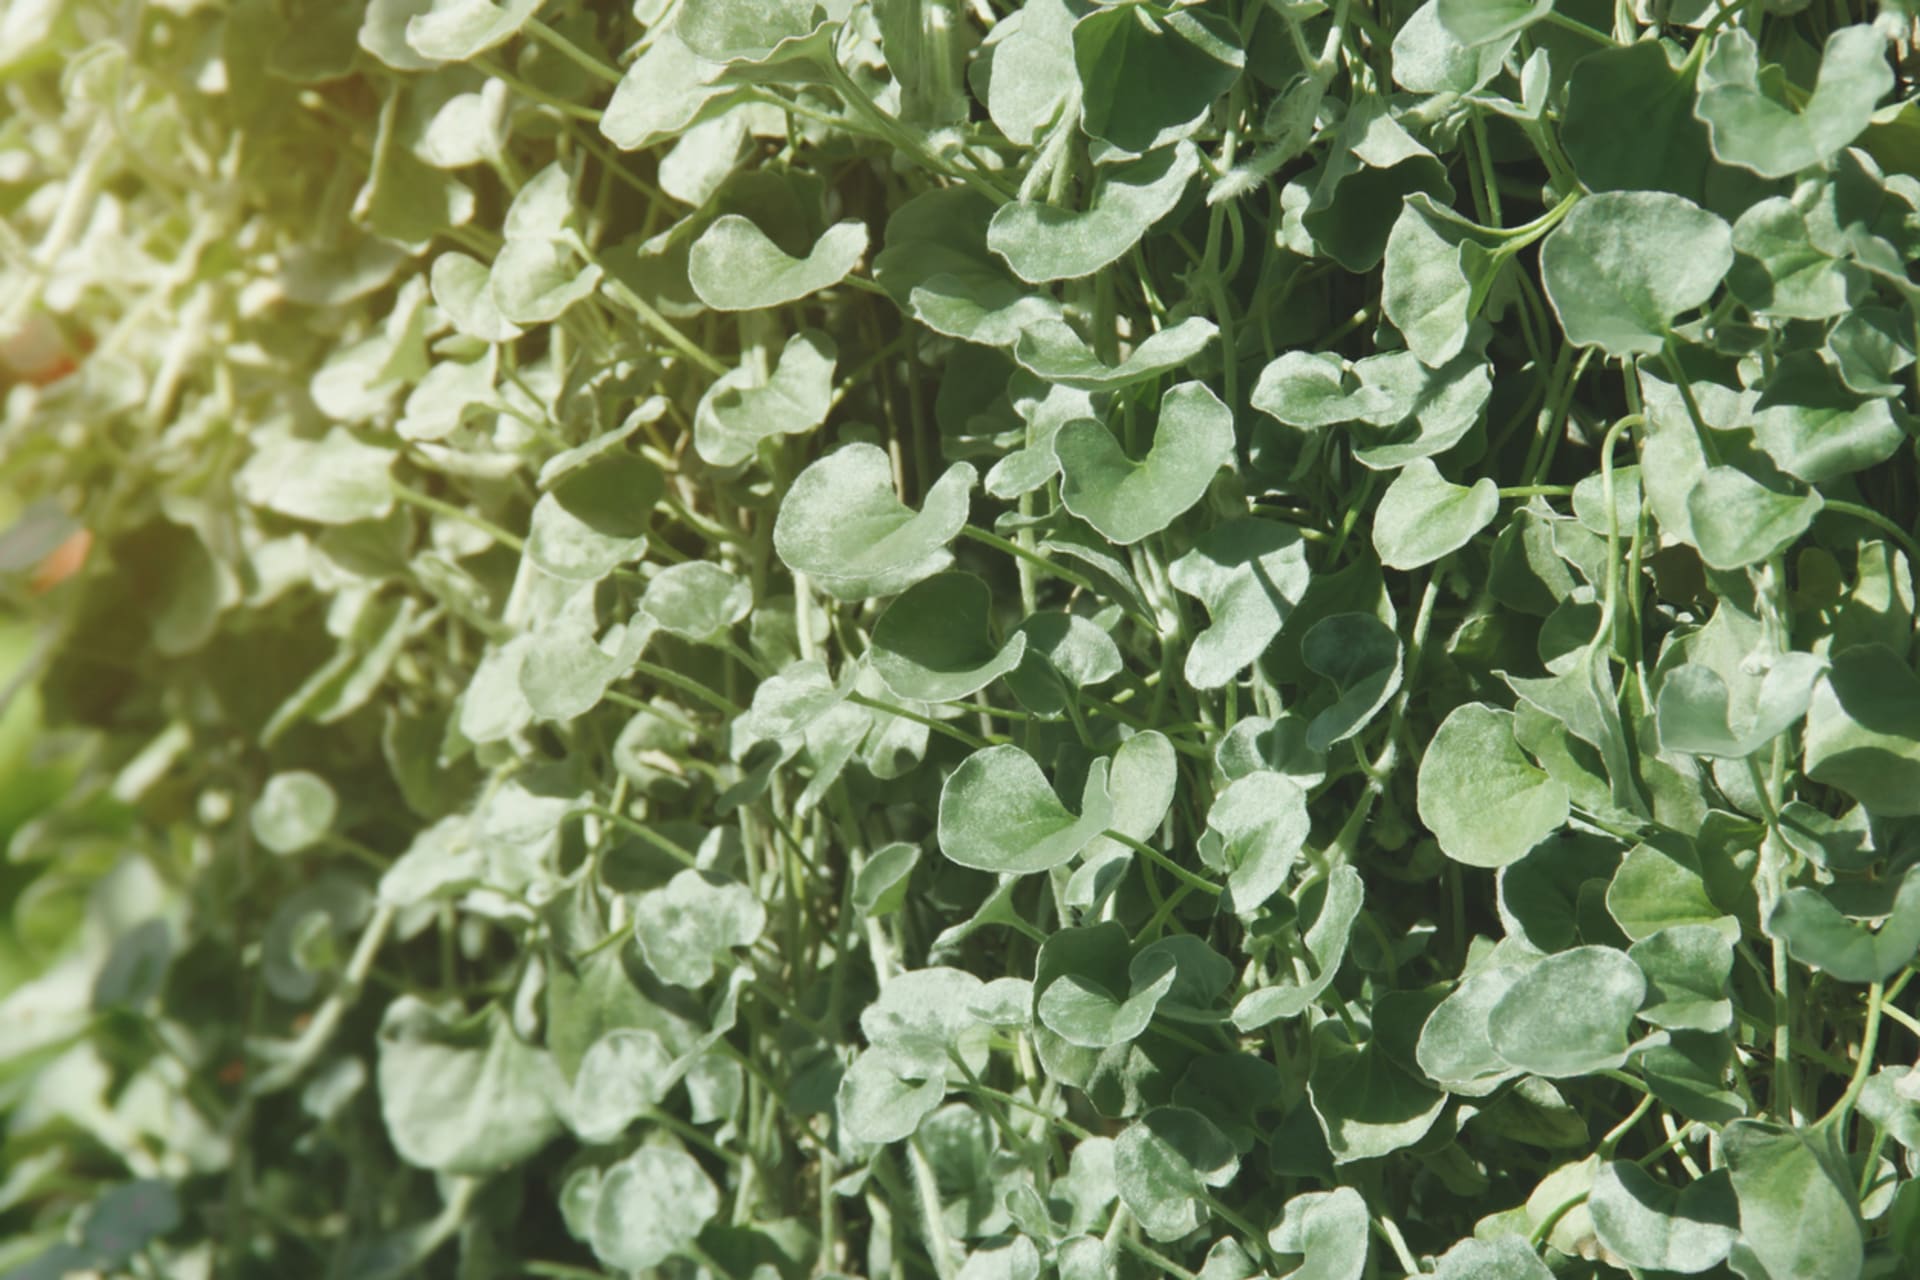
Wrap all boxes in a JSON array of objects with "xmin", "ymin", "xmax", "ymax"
[
  {"xmin": 1721, "ymin": 1120, "xmax": 1863, "ymax": 1280},
  {"xmin": 989, "ymin": 144, "xmax": 1199, "ymax": 283},
  {"xmin": 1202, "ymin": 771, "xmax": 1310, "ymax": 915},
  {"xmin": 689, "ymin": 216, "xmax": 868, "ymax": 311},
  {"xmin": 938, "ymin": 745, "xmax": 1114, "ymax": 874},
  {"xmin": 1073, "ymin": 6, "xmax": 1244, "ymax": 155},
  {"xmin": 1114, "ymin": 1106, "xmax": 1240, "ymax": 1241},
  {"xmin": 1684, "ymin": 466, "xmax": 1821, "ymax": 572},
  {"xmin": 1054, "ymin": 380, "xmax": 1233, "ymax": 545},
  {"xmin": 774, "ymin": 444, "xmax": 974, "ymax": 600},
  {"xmin": 1371, "ymin": 458, "xmax": 1498, "ymax": 570},
  {"xmin": 871, "ymin": 572, "xmax": 1028, "ymax": 703},
  {"xmin": 1169, "ymin": 519, "xmax": 1312, "ymax": 689}
]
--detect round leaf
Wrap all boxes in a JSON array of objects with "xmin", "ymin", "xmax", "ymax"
[
  {"xmin": 1417, "ymin": 703, "xmax": 1569, "ymax": 869},
  {"xmin": 641, "ymin": 561, "xmax": 752, "ymax": 643},
  {"xmin": 1486, "ymin": 945, "xmax": 1646, "ymax": 1078},
  {"xmin": 376, "ymin": 998, "xmax": 564, "ymax": 1174},
  {"xmin": 589, "ymin": 1146, "xmax": 720, "ymax": 1272},
  {"xmin": 1541, "ymin": 192, "xmax": 1732, "ymax": 356},
  {"xmin": 251, "ymin": 771, "xmax": 338, "ymax": 855}
]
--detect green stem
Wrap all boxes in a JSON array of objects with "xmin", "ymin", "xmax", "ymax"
[
  {"xmin": 1820, "ymin": 979, "xmax": 1886, "ymax": 1133},
  {"xmin": 627, "ymin": 660, "xmax": 744, "ymax": 715},
  {"xmin": 1822, "ymin": 498, "xmax": 1920, "ymax": 566},
  {"xmin": 846, "ymin": 691, "xmax": 995, "ymax": 751},
  {"xmin": 586, "ymin": 803, "xmax": 701, "ymax": 867},
  {"xmin": 526, "ymin": 17, "xmax": 624, "ymax": 86},
  {"xmin": 390, "ymin": 478, "xmax": 526, "ymax": 553},
  {"xmin": 959, "ymin": 525, "xmax": 1097, "ymax": 594},
  {"xmin": 1104, "ymin": 830, "xmax": 1224, "ymax": 897}
]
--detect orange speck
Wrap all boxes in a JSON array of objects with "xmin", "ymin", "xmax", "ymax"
[{"xmin": 29, "ymin": 527, "xmax": 90, "ymax": 594}]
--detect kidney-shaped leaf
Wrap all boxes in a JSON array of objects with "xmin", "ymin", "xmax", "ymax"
[
  {"xmin": 1371, "ymin": 458, "xmax": 1498, "ymax": 570},
  {"xmin": 1768, "ymin": 863, "xmax": 1920, "ymax": 984},
  {"xmin": 1302, "ymin": 613, "xmax": 1404, "ymax": 752},
  {"xmin": 1015, "ymin": 316, "xmax": 1218, "ymax": 391},
  {"xmin": 1055, "ymin": 381, "xmax": 1233, "ymax": 545},
  {"xmin": 871, "ymin": 573, "xmax": 1028, "ymax": 703},
  {"xmin": 774, "ymin": 444, "xmax": 974, "ymax": 600},
  {"xmin": 404, "ymin": 0, "xmax": 541, "ymax": 62},
  {"xmin": 693, "ymin": 329, "xmax": 836, "ymax": 469},
  {"xmin": 1267, "ymin": 1186, "xmax": 1370, "ymax": 1280},
  {"xmin": 1169, "ymin": 519, "xmax": 1311, "ymax": 689},
  {"xmin": 989, "ymin": 143, "xmax": 1199, "ymax": 283},
  {"xmin": 1590, "ymin": 1161, "xmax": 1739, "ymax": 1273},
  {"xmin": 1542, "ymin": 192, "xmax": 1732, "ymax": 356},
  {"xmin": 1696, "ymin": 26, "xmax": 1892, "ymax": 179},
  {"xmin": 1417, "ymin": 703, "xmax": 1569, "ymax": 868},
  {"xmin": 1803, "ymin": 643, "xmax": 1920, "ymax": 816},
  {"xmin": 689, "ymin": 216, "xmax": 869, "ymax": 310},
  {"xmin": 1656, "ymin": 652, "xmax": 1826, "ymax": 759},
  {"xmin": 1487, "ymin": 945, "xmax": 1646, "ymax": 1078},
  {"xmin": 938, "ymin": 745, "xmax": 1114, "ymax": 874}
]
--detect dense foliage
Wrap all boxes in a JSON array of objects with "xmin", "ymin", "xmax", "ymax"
[{"xmin": 6, "ymin": 0, "xmax": 1920, "ymax": 1276}]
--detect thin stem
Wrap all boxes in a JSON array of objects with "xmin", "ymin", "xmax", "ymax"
[
  {"xmin": 1822, "ymin": 498, "xmax": 1920, "ymax": 566},
  {"xmin": 628, "ymin": 660, "xmax": 744, "ymax": 715},
  {"xmin": 958, "ymin": 525, "xmax": 1097, "ymax": 594},
  {"xmin": 1104, "ymin": 830, "xmax": 1224, "ymax": 897},
  {"xmin": 1821, "ymin": 979, "xmax": 1886, "ymax": 1133},
  {"xmin": 846, "ymin": 691, "xmax": 995, "ymax": 751},
  {"xmin": 526, "ymin": 17, "xmax": 624, "ymax": 86},
  {"xmin": 390, "ymin": 478, "xmax": 526, "ymax": 553}
]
